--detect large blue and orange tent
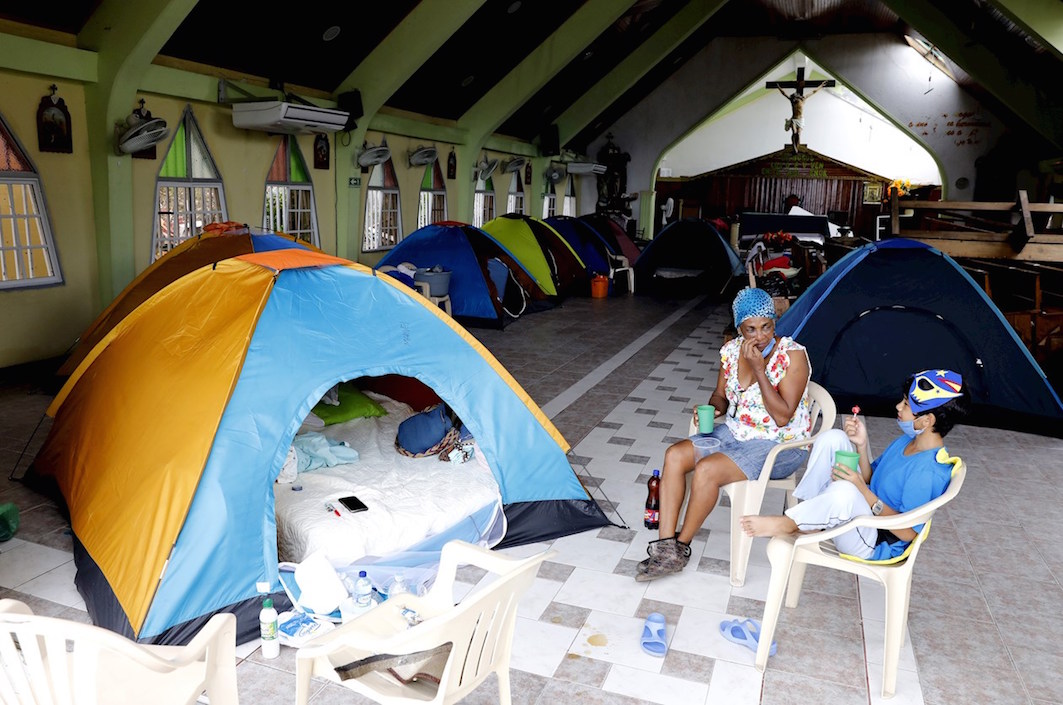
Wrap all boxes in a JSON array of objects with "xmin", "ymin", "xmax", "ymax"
[{"xmin": 34, "ymin": 248, "xmax": 608, "ymax": 645}]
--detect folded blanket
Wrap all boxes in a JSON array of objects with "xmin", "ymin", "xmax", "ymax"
[{"xmin": 293, "ymin": 432, "xmax": 360, "ymax": 472}]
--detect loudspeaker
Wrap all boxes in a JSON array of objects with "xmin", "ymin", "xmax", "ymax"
[
  {"xmin": 336, "ymin": 90, "xmax": 363, "ymax": 131},
  {"xmin": 539, "ymin": 124, "xmax": 560, "ymax": 157}
]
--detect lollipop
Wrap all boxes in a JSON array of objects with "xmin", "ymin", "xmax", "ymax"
[{"xmin": 851, "ymin": 405, "xmax": 860, "ymax": 420}]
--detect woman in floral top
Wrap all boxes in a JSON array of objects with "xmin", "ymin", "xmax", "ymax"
[{"xmin": 637, "ymin": 287, "xmax": 812, "ymax": 582}]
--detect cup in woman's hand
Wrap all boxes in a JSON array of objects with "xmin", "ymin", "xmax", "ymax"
[
  {"xmin": 834, "ymin": 450, "xmax": 860, "ymax": 475},
  {"xmin": 696, "ymin": 405, "xmax": 715, "ymax": 434}
]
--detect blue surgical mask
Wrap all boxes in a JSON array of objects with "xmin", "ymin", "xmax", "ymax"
[
  {"xmin": 897, "ymin": 418, "xmax": 925, "ymax": 438},
  {"xmin": 760, "ymin": 338, "xmax": 776, "ymax": 359}
]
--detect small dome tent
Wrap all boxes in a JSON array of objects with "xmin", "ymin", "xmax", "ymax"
[
  {"xmin": 580, "ymin": 213, "xmax": 642, "ymax": 266},
  {"xmin": 776, "ymin": 238, "xmax": 1063, "ymax": 434},
  {"xmin": 376, "ymin": 222, "xmax": 549, "ymax": 328},
  {"xmin": 545, "ymin": 215, "xmax": 613, "ymax": 278},
  {"xmin": 482, "ymin": 214, "xmax": 587, "ymax": 298},
  {"xmin": 633, "ymin": 218, "xmax": 742, "ymax": 298},
  {"xmin": 57, "ymin": 222, "xmax": 317, "ymax": 377},
  {"xmin": 33, "ymin": 249, "xmax": 609, "ymax": 645}
]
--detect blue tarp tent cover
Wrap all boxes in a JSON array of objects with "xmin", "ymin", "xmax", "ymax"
[{"xmin": 776, "ymin": 238, "xmax": 1063, "ymax": 434}]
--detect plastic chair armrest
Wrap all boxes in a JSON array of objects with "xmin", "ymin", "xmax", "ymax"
[{"xmin": 792, "ymin": 506, "xmax": 937, "ymax": 548}]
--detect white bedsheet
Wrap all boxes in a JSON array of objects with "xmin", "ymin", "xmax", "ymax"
[{"xmin": 274, "ymin": 394, "xmax": 503, "ymax": 567}]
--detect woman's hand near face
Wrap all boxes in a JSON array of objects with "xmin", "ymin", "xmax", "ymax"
[{"xmin": 739, "ymin": 337, "xmax": 768, "ymax": 375}]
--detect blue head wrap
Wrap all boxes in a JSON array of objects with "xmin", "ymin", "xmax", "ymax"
[
  {"xmin": 732, "ymin": 287, "xmax": 776, "ymax": 328},
  {"xmin": 907, "ymin": 369, "xmax": 964, "ymax": 414}
]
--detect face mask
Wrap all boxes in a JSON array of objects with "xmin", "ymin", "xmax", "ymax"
[
  {"xmin": 897, "ymin": 418, "xmax": 925, "ymax": 438},
  {"xmin": 760, "ymin": 338, "xmax": 776, "ymax": 359}
]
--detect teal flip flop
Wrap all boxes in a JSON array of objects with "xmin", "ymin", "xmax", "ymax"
[
  {"xmin": 719, "ymin": 618, "xmax": 777, "ymax": 656},
  {"xmin": 640, "ymin": 612, "xmax": 668, "ymax": 657}
]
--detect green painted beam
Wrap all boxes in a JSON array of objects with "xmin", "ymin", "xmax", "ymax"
[
  {"xmin": 332, "ymin": 0, "xmax": 485, "ymax": 262},
  {"xmin": 556, "ymin": 0, "xmax": 727, "ymax": 146},
  {"xmin": 460, "ymin": 0, "xmax": 631, "ymax": 142},
  {"xmin": 0, "ymin": 32, "xmax": 97, "ymax": 81},
  {"xmin": 989, "ymin": 0, "xmax": 1063, "ymax": 62},
  {"xmin": 79, "ymin": 0, "xmax": 198, "ymax": 303},
  {"xmin": 484, "ymin": 135, "xmax": 538, "ymax": 158},
  {"xmin": 368, "ymin": 112, "xmax": 467, "ymax": 145},
  {"xmin": 882, "ymin": 0, "xmax": 1063, "ymax": 149}
]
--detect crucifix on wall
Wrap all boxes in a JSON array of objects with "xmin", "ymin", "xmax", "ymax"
[{"xmin": 766, "ymin": 67, "xmax": 835, "ymax": 153}]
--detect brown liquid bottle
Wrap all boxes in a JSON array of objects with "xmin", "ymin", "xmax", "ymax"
[{"xmin": 644, "ymin": 469, "xmax": 660, "ymax": 529}]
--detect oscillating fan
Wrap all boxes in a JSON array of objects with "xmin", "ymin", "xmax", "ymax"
[
  {"xmin": 475, "ymin": 156, "xmax": 500, "ymax": 181},
  {"xmin": 358, "ymin": 143, "xmax": 392, "ymax": 167},
  {"xmin": 408, "ymin": 145, "xmax": 438, "ymax": 167},
  {"xmin": 114, "ymin": 116, "xmax": 168, "ymax": 155},
  {"xmin": 502, "ymin": 157, "xmax": 526, "ymax": 173},
  {"xmin": 544, "ymin": 165, "xmax": 566, "ymax": 185}
]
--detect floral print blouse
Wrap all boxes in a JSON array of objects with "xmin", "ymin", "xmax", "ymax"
[{"xmin": 720, "ymin": 336, "xmax": 812, "ymax": 443}]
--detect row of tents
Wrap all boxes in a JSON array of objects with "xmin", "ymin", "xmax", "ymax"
[{"xmin": 379, "ymin": 214, "xmax": 742, "ymax": 328}]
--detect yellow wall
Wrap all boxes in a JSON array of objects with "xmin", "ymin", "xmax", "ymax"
[{"xmin": 0, "ymin": 70, "xmax": 98, "ymax": 367}]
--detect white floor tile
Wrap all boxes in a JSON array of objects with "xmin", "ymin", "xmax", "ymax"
[
  {"xmin": 570, "ymin": 611, "xmax": 666, "ymax": 673},
  {"xmin": 643, "ymin": 569, "xmax": 731, "ymax": 613},
  {"xmin": 510, "ymin": 616, "xmax": 578, "ymax": 677},
  {"xmin": 548, "ymin": 530, "xmax": 629, "ymax": 572},
  {"xmin": 516, "ymin": 576, "xmax": 563, "ymax": 620},
  {"xmin": 16, "ymin": 559, "xmax": 81, "ymax": 607},
  {"xmin": 235, "ymin": 638, "xmax": 262, "ymax": 660},
  {"xmin": 0, "ymin": 537, "xmax": 27, "ymax": 554},
  {"xmin": 729, "ymin": 564, "xmax": 772, "ymax": 602},
  {"xmin": 603, "ymin": 663, "xmax": 709, "ymax": 705},
  {"xmin": 868, "ymin": 661, "xmax": 926, "ymax": 705},
  {"xmin": 671, "ymin": 606, "xmax": 764, "ymax": 666},
  {"xmin": 553, "ymin": 568, "xmax": 647, "ymax": 616},
  {"xmin": 859, "ymin": 578, "xmax": 886, "ymax": 621},
  {"xmin": 704, "ymin": 659, "xmax": 764, "ymax": 705},
  {"xmin": 0, "ymin": 541, "xmax": 72, "ymax": 589},
  {"xmin": 495, "ymin": 541, "xmax": 553, "ymax": 559},
  {"xmin": 862, "ymin": 618, "xmax": 917, "ymax": 672}
]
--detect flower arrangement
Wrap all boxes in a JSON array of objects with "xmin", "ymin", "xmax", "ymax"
[
  {"xmin": 886, "ymin": 178, "xmax": 912, "ymax": 199},
  {"xmin": 761, "ymin": 230, "xmax": 793, "ymax": 248}
]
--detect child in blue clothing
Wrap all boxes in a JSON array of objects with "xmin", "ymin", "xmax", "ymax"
[{"xmin": 740, "ymin": 369, "xmax": 969, "ymax": 559}]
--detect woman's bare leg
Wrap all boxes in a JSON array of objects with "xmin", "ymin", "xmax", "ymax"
[
  {"xmin": 658, "ymin": 439, "xmax": 696, "ymax": 539},
  {"xmin": 675, "ymin": 454, "xmax": 746, "ymax": 545}
]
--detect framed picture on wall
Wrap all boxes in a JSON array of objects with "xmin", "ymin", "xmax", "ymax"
[{"xmin": 863, "ymin": 181, "xmax": 883, "ymax": 204}]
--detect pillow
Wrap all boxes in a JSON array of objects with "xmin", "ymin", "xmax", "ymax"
[
  {"xmin": 396, "ymin": 404, "xmax": 458, "ymax": 457},
  {"xmin": 311, "ymin": 383, "xmax": 387, "ymax": 425}
]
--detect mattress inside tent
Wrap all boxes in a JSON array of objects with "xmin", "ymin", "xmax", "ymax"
[{"xmin": 273, "ymin": 392, "xmax": 506, "ymax": 569}]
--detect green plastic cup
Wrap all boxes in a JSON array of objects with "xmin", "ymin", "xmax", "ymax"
[
  {"xmin": 696, "ymin": 405, "xmax": 715, "ymax": 434},
  {"xmin": 834, "ymin": 450, "xmax": 860, "ymax": 472}
]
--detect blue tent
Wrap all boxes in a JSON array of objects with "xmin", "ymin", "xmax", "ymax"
[
  {"xmin": 377, "ymin": 222, "xmax": 549, "ymax": 327},
  {"xmin": 777, "ymin": 238, "xmax": 1063, "ymax": 434},
  {"xmin": 634, "ymin": 218, "xmax": 742, "ymax": 297},
  {"xmin": 544, "ymin": 215, "xmax": 613, "ymax": 278},
  {"xmin": 35, "ymin": 249, "xmax": 609, "ymax": 645}
]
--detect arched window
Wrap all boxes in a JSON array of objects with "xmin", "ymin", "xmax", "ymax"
[
  {"xmin": 542, "ymin": 184, "xmax": 557, "ymax": 219},
  {"xmin": 563, "ymin": 177, "xmax": 576, "ymax": 216},
  {"xmin": 473, "ymin": 175, "xmax": 495, "ymax": 227},
  {"xmin": 0, "ymin": 113, "xmax": 61, "ymax": 289},
  {"xmin": 416, "ymin": 158, "xmax": 447, "ymax": 229},
  {"xmin": 153, "ymin": 107, "xmax": 227, "ymax": 261},
  {"xmin": 506, "ymin": 171, "xmax": 524, "ymax": 215},
  {"xmin": 263, "ymin": 135, "xmax": 319, "ymax": 245},
  {"xmin": 363, "ymin": 155, "xmax": 401, "ymax": 251}
]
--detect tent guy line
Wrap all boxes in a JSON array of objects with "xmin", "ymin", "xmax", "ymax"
[{"xmin": 540, "ymin": 296, "xmax": 706, "ymax": 419}]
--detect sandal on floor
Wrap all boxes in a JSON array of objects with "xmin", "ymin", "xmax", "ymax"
[
  {"xmin": 719, "ymin": 618, "xmax": 776, "ymax": 656},
  {"xmin": 640, "ymin": 612, "xmax": 668, "ymax": 657}
]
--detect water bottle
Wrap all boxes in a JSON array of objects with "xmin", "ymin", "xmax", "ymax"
[
  {"xmin": 259, "ymin": 597, "xmax": 279, "ymax": 659},
  {"xmin": 354, "ymin": 570, "xmax": 374, "ymax": 608},
  {"xmin": 644, "ymin": 469, "xmax": 661, "ymax": 530},
  {"xmin": 385, "ymin": 573, "xmax": 410, "ymax": 600}
]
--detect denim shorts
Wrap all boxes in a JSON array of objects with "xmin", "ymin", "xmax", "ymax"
[{"xmin": 697, "ymin": 425, "xmax": 807, "ymax": 480}]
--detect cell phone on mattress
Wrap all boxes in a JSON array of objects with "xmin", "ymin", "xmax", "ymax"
[{"xmin": 338, "ymin": 495, "xmax": 368, "ymax": 513}]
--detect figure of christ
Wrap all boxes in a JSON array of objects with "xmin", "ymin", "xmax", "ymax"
[{"xmin": 777, "ymin": 83, "xmax": 828, "ymax": 153}]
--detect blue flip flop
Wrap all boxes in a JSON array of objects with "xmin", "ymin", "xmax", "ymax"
[
  {"xmin": 719, "ymin": 618, "xmax": 777, "ymax": 656},
  {"xmin": 640, "ymin": 612, "xmax": 668, "ymax": 657}
]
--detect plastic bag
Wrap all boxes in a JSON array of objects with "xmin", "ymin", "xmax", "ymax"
[{"xmin": 0, "ymin": 503, "xmax": 19, "ymax": 542}]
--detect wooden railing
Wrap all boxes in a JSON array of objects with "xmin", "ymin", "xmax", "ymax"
[{"xmin": 890, "ymin": 190, "xmax": 1063, "ymax": 262}]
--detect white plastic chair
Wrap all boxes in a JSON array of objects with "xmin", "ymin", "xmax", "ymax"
[
  {"xmin": 379, "ymin": 263, "xmax": 452, "ymax": 316},
  {"xmin": 607, "ymin": 253, "xmax": 635, "ymax": 294},
  {"xmin": 0, "ymin": 598, "xmax": 238, "ymax": 705},
  {"xmin": 295, "ymin": 540, "xmax": 555, "ymax": 705},
  {"xmin": 754, "ymin": 457, "xmax": 967, "ymax": 698},
  {"xmin": 687, "ymin": 380, "xmax": 836, "ymax": 586}
]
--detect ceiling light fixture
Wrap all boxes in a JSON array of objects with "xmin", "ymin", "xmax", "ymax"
[
  {"xmin": 322, "ymin": 26, "xmax": 341, "ymax": 41},
  {"xmin": 461, "ymin": 75, "xmax": 475, "ymax": 88},
  {"xmin": 507, "ymin": 1, "xmax": 522, "ymax": 14}
]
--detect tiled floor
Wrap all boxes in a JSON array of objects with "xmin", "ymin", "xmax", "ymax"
[{"xmin": 3, "ymin": 294, "xmax": 1063, "ymax": 704}]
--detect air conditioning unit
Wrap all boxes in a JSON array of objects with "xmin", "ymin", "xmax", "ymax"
[{"xmin": 232, "ymin": 101, "xmax": 349, "ymax": 134}]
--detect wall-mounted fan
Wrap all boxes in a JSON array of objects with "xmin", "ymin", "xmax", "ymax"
[
  {"xmin": 660, "ymin": 196, "xmax": 675, "ymax": 225},
  {"xmin": 502, "ymin": 157, "xmax": 526, "ymax": 173},
  {"xmin": 114, "ymin": 109, "xmax": 168, "ymax": 156},
  {"xmin": 544, "ymin": 165, "xmax": 566, "ymax": 185},
  {"xmin": 475, "ymin": 155, "xmax": 500, "ymax": 181},
  {"xmin": 566, "ymin": 162, "xmax": 607, "ymax": 175},
  {"xmin": 408, "ymin": 145, "xmax": 438, "ymax": 167},
  {"xmin": 358, "ymin": 142, "xmax": 392, "ymax": 167}
]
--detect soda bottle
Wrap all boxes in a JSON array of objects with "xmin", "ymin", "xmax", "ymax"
[
  {"xmin": 644, "ymin": 469, "xmax": 661, "ymax": 529},
  {"xmin": 259, "ymin": 597, "xmax": 279, "ymax": 659}
]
